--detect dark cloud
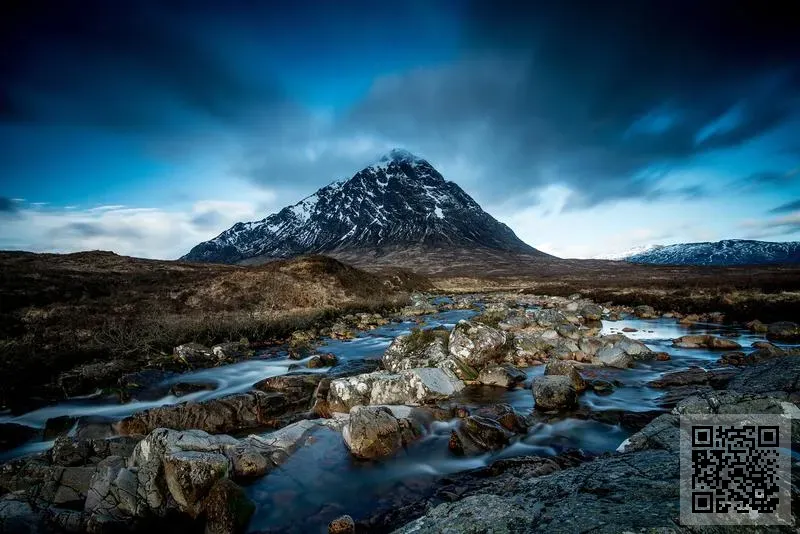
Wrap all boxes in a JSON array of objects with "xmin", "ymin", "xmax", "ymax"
[
  {"xmin": 53, "ymin": 222, "xmax": 142, "ymax": 239},
  {"xmin": 343, "ymin": 0, "xmax": 800, "ymax": 208},
  {"xmin": 0, "ymin": 0, "xmax": 283, "ymax": 132},
  {"xmin": 769, "ymin": 199, "xmax": 800, "ymax": 214}
]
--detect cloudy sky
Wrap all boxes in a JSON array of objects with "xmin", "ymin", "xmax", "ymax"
[{"xmin": 1, "ymin": 0, "xmax": 799, "ymax": 259}]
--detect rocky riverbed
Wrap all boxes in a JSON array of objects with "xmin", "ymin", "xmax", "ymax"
[{"xmin": 1, "ymin": 293, "xmax": 798, "ymax": 533}]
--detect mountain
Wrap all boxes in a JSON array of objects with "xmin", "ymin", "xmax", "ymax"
[
  {"xmin": 183, "ymin": 149, "xmax": 547, "ymax": 264},
  {"xmin": 594, "ymin": 244, "xmax": 664, "ymax": 261},
  {"xmin": 619, "ymin": 239, "xmax": 800, "ymax": 266}
]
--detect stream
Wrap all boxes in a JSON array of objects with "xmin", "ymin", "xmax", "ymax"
[{"xmin": 0, "ymin": 301, "xmax": 792, "ymax": 532}]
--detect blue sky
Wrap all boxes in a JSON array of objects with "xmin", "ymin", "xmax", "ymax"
[{"xmin": 1, "ymin": 0, "xmax": 799, "ymax": 259}]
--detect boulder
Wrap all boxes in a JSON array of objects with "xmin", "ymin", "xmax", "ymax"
[
  {"xmin": 174, "ymin": 343, "xmax": 217, "ymax": 366},
  {"xmin": 579, "ymin": 303, "xmax": 603, "ymax": 321},
  {"xmin": 671, "ymin": 335, "xmax": 741, "ymax": 350},
  {"xmin": 648, "ymin": 367, "xmax": 736, "ymax": 389},
  {"xmin": 211, "ymin": 341, "xmax": 252, "ymax": 361},
  {"xmin": 204, "ymin": 478, "xmax": 255, "ymax": 534},
  {"xmin": 307, "ymin": 353, "xmax": 338, "ymax": 368},
  {"xmin": 328, "ymin": 369, "xmax": 464, "ymax": 413},
  {"xmin": 726, "ymin": 356, "xmax": 800, "ymax": 399},
  {"xmin": 245, "ymin": 418, "xmax": 347, "ymax": 467},
  {"xmin": 532, "ymin": 376, "xmax": 577, "ymax": 411},
  {"xmin": 531, "ymin": 308, "xmax": 569, "ymax": 328},
  {"xmin": 593, "ymin": 334, "xmax": 654, "ymax": 368},
  {"xmin": 118, "ymin": 369, "xmax": 176, "ymax": 402},
  {"xmin": 343, "ymin": 406, "xmax": 410, "ymax": 460},
  {"xmin": 476, "ymin": 364, "xmax": 526, "ymax": 388},
  {"xmin": 448, "ymin": 416, "xmax": 513, "ymax": 455},
  {"xmin": 766, "ymin": 321, "xmax": 800, "ymax": 341},
  {"xmin": 57, "ymin": 359, "xmax": 135, "ymax": 398},
  {"xmin": 383, "ymin": 329, "xmax": 477, "ymax": 381},
  {"xmin": 117, "ymin": 390, "xmax": 292, "ymax": 436},
  {"xmin": 253, "ymin": 373, "xmax": 324, "ymax": 405},
  {"xmin": 633, "ymin": 305, "xmax": 657, "ymax": 318},
  {"xmin": 448, "ymin": 321, "xmax": 508, "ymax": 368},
  {"xmin": 746, "ymin": 319, "xmax": 768, "ymax": 333},
  {"xmin": 544, "ymin": 360, "xmax": 586, "ymax": 392},
  {"xmin": 163, "ymin": 451, "xmax": 230, "ymax": 516}
]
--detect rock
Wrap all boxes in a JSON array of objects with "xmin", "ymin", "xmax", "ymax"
[
  {"xmin": 164, "ymin": 451, "xmax": 230, "ymax": 516},
  {"xmin": 648, "ymin": 367, "xmax": 737, "ymax": 389},
  {"xmin": 532, "ymin": 376, "xmax": 577, "ymax": 411},
  {"xmin": 0, "ymin": 423, "xmax": 38, "ymax": 452},
  {"xmin": 43, "ymin": 415, "xmax": 78, "ymax": 440},
  {"xmin": 117, "ymin": 390, "xmax": 292, "ymax": 435},
  {"xmin": 51, "ymin": 466, "xmax": 96, "ymax": 507},
  {"xmin": 328, "ymin": 514, "xmax": 355, "ymax": 534},
  {"xmin": 766, "ymin": 321, "xmax": 800, "ymax": 341},
  {"xmin": 57, "ymin": 359, "xmax": 135, "ymax": 398},
  {"xmin": 726, "ymin": 356, "xmax": 800, "ymax": 398},
  {"xmin": 245, "ymin": 418, "xmax": 345, "ymax": 467},
  {"xmin": 593, "ymin": 334, "xmax": 654, "ymax": 368},
  {"xmin": 449, "ymin": 416, "xmax": 513, "ymax": 455},
  {"xmin": 718, "ymin": 351, "xmax": 747, "ymax": 366},
  {"xmin": 211, "ymin": 341, "xmax": 252, "ymax": 361},
  {"xmin": 531, "ymin": 308, "xmax": 568, "ymax": 328},
  {"xmin": 174, "ymin": 343, "xmax": 216, "ymax": 366},
  {"xmin": 50, "ymin": 435, "xmax": 91, "ymax": 467},
  {"xmin": 633, "ymin": 305, "xmax": 657, "ymax": 318},
  {"xmin": 746, "ymin": 319, "xmax": 769, "ymax": 333},
  {"xmin": 383, "ymin": 329, "xmax": 477, "ymax": 381},
  {"xmin": 343, "ymin": 406, "xmax": 409, "ymax": 460},
  {"xmin": 328, "ymin": 369, "xmax": 464, "ymax": 413},
  {"xmin": 203, "ymin": 478, "xmax": 255, "ymax": 534},
  {"xmin": 307, "ymin": 353, "xmax": 338, "ymax": 368},
  {"xmin": 253, "ymin": 373, "xmax": 324, "ymax": 405},
  {"xmin": 448, "ymin": 321, "xmax": 508, "ymax": 368},
  {"xmin": 621, "ymin": 414, "xmax": 681, "ymax": 454},
  {"xmin": 476, "ymin": 364, "xmax": 526, "ymax": 388},
  {"xmin": 679, "ymin": 313, "xmax": 701, "ymax": 325},
  {"xmin": 544, "ymin": 360, "xmax": 586, "ymax": 392},
  {"xmin": 588, "ymin": 379, "xmax": 615, "ymax": 395},
  {"xmin": 118, "ymin": 369, "xmax": 176, "ymax": 402},
  {"xmin": 0, "ymin": 494, "xmax": 45, "ymax": 533},
  {"xmin": 170, "ymin": 382, "xmax": 217, "ymax": 397},
  {"xmin": 671, "ymin": 335, "xmax": 741, "ymax": 350},
  {"xmin": 621, "ymin": 327, "xmax": 637, "ymax": 332},
  {"xmin": 470, "ymin": 404, "xmax": 531, "ymax": 434},
  {"xmin": 579, "ymin": 303, "xmax": 603, "ymax": 321}
]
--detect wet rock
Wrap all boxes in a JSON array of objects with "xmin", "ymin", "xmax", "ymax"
[
  {"xmin": 648, "ymin": 366, "xmax": 737, "ymax": 389},
  {"xmin": 342, "ymin": 406, "xmax": 407, "ymax": 460},
  {"xmin": 671, "ymin": 335, "xmax": 741, "ymax": 350},
  {"xmin": 307, "ymin": 353, "xmax": 338, "ymax": 368},
  {"xmin": 746, "ymin": 319, "xmax": 768, "ymax": 333},
  {"xmin": 211, "ymin": 341, "xmax": 252, "ymax": 361},
  {"xmin": 174, "ymin": 343, "xmax": 217, "ymax": 366},
  {"xmin": 766, "ymin": 321, "xmax": 800, "ymax": 341},
  {"xmin": 620, "ymin": 414, "xmax": 680, "ymax": 454},
  {"xmin": 117, "ymin": 390, "xmax": 293, "ymax": 435},
  {"xmin": 245, "ymin": 418, "xmax": 344, "ymax": 467},
  {"xmin": 593, "ymin": 334, "xmax": 653, "ymax": 368},
  {"xmin": 448, "ymin": 320, "xmax": 507, "ymax": 368},
  {"xmin": 497, "ymin": 314, "xmax": 530, "ymax": 331},
  {"xmin": 531, "ymin": 309, "xmax": 568, "ymax": 328},
  {"xmin": 164, "ymin": 451, "xmax": 230, "ymax": 516},
  {"xmin": 579, "ymin": 303, "xmax": 603, "ymax": 322},
  {"xmin": 383, "ymin": 329, "xmax": 477, "ymax": 381},
  {"xmin": 726, "ymin": 355, "xmax": 800, "ymax": 399},
  {"xmin": 253, "ymin": 373, "xmax": 324, "ymax": 406},
  {"xmin": 118, "ymin": 369, "xmax": 176, "ymax": 402},
  {"xmin": 0, "ymin": 493, "xmax": 46, "ymax": 533},
  {"xmin": 57, "ymin": 359, "xmax": 135, "ymax": 398},
  {"xmin": 43, "ymin": 415, "xmax": 78, "ymax": 440},
  {"xmin": 0, "ymin": 423, "xmax": 38, "ymax": 452},
  {"xmin": 470, "ymin": 404, "xmax": 530, "ymax": 434},
  {"xmin": 532, "ymin": 375, "xmax": 577, "ymax": 411},
  {"xmin": 449, "ymin": 416, "xmax": 513, "ymax": 455},
  {"xmin": 621, "ymin": 327, "xmax": 637, "ymax": 333},
  {"xmin": 170, "ymin": 382, "xmax": 217, "ymax": 397},
  {"xmin": 328, "ymin": 369, "xmax": 464, "ymax": 413},
  {"xmin": 476, "ymin": 364, "xmax": 526, "ymax": 388},
  {"xmin": 328, "ymin": 514, "xmax": 355, "ymax": 534},
  {"xmin": 633, "ymin": 305, "xmax": 657, "ymax": 318},
  {"xmin": 544, "ymin": 360, "xmax": 586, "ymax": 392},
  {"xmin": 588, "ymin": 379, "xmax": 615, "ymax": 395},
  {"xmin": 204, "ymin": 478, "xmax": 255, "ymax": 534}
]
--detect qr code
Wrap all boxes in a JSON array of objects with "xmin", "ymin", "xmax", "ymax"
[{"xmin": 680, "ymin": 414, "xmax": 792, "ymax": 526}]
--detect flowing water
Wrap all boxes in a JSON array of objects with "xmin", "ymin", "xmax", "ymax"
[{"xmin": 0, "ymin": 304, "xmax": 792, "ymax": 532}]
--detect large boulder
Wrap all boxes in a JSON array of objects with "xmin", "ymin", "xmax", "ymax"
[
  {"xmin": 544, "ymin": 360, "xmax": 586, "ymax": 392},
  {"xmin": 342, "ymin": 406, "xmax": 420, "ymax": 460},
  {"xmin": 579, "ymin": 303, "xmax": 603, "ymax": 322},
  {"xmin": 531, "ymin": 309, "xmax": 568, "ymax": 328},
  {"xmin": 633, "ymin": 305, "xmax": 657, "ymax": 318},
  {"xmin": 174, "ymin": 343, "xmax": 217, "ymax": 366},
  {"xmin": 726, "ymin": 355, "xmax": 800, "ymax": 399},
  {"xmin": 383, "ymin": 329, "xmax": 477, "ymax": 381},
  {"xmin": 767, "ymin": 321, "xmax": 800, "ymax": 341},
  {"xmin": 211, "ymin": 341, "xmax": 252, "ymax": 362},
  {"xmin": 532, "ymin": 375, "xmax": 577, "ymax": 411},
  {"xmin": 163, "ymin": 451, "xmax": 230, "ymax": 516},
  {"xmin": 671, "ymin": 335, "xmax": 742, "ymax": 350},
  {"xmin": 448, "ymin": 416, "xmax": 514, "ymax": 455},
  {"xmin": 204, "ymin": 478, "xmax": 255, "ymax": 534},
  {"xmin": 476, "ymin": 364, "xmax": 526, "ymax": 388},
  {"xmin": 448, "ymin": 321, "xmax": 507, "ymax": 368},
  {"xmin": 593, "ymin": 334, "xmax": 654, "ymax": 368},
  {"xmin": 328, "ymin": 369, "xmax": 464, "ymax": 413}
]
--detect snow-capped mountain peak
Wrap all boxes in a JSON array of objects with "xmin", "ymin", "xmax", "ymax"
[
  {"xmin": 594, "ymin": 244, "xmax": 664, "ymax": 260},
  {"xmin": 182, "ymin": 149, "xmax": 546, "ymax": 264},
  {"xmin": 614, "ymin": 239, "xmax": 800, "ymax": 265}
]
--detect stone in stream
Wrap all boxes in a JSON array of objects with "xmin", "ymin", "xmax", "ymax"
[
  {"xmin": 307, "ymin": 352, "xmax": 338, "ymax": 368},
  {"xmin": 163, "ymin": 450, "xmax": 231, "ymax": 516},
  {"xmin": 593, "ymin": 334, "xmax": 654, "ymax": 368},
  {"xmin": 531, "ymin": 375, "xmax": 577, "ymax": 411},
  {"xmin": 328, "ymin": 514, "xmax": 356, "ymax": 534},
  {"xmin": 449, "ymin": 416, "xmax": 514, "ymax": 456},
  {"xmin": 766, "ymin": 320, "xmax": 800, "ymax": 341},
  {"xmin": 383, "ymin": 328, "xmax": 478, "ymax": 381},
  {"xmin": 342, "ymin": 406, "xmax": 421, "ymax": 460},
  {"xmin": 671, "ymin": 334, "xmax": 742, "ymax": 350},
  {"xmin": 633, "ymin": 304, "xmax": 658, "ymax": 318},
  {"xmin": 647, "ymin": 366, "xmax": 737, "ymax": 389},
  {"xmin": 544, "ymin": 360, "xmax": 586, "ymax": 392},
  {"xmin": 204, "ymin": 478, "xmax": 256, "ymax": 534},
  {"xmin": 43, "ymin": 415, "xmax": 78, "ymax": 440},
  {"xmin": 579, "ymin": 303, "xmax": 604, "ymax": 322},
  {"xmin": 327, "ymin": 369, "xmax": 464, "ymax": 413},
  {"xmin": 211, "ymin": 341, "xmax": 253, "ymax": 361},
  {"xmin": 174, "ymin": 342, "xmax": 217, "ymax": 365},
  {"xmin": 476, "ymin": 363, "xmax": 527, "ymax": 388},
  {"xmin": 448, "ymin": 320, "xmax": 508, "ymax": 368},
  {"xmin": 170, "ymin": 381, "xmax": 217, "ymax": 397}
]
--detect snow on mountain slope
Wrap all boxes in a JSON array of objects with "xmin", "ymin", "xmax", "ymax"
[
  {"xmin": 594, "ymin": 244, "xmax": 665, "ymax": 260},
  {"xmin": 182, "ymin": 149, "xmax": 546, "ymax": 264},
  {"xmin": 622, "ymin": 239, "xmax": 800, "ymax": 266}
]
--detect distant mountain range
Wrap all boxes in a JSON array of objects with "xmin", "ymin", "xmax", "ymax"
[
  {"xmin": 183, "ymin": 149, "xmax": 549, "ymax": 264},
  {"xmin": 601, "ymin": 239, "xmax": 800, "ymax": 266}
]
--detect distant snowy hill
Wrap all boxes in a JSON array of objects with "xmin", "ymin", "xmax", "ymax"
[
  {"xmin": 614, "ymin": 239, "xmax": 800, "ymax": 266},
  {"xmin": 183, "ymin": 149, "xmax": 547, "ymax": 264},
  {"xmin": 594, "ymin": 244, "xmax": 664, "ymax": 260}
]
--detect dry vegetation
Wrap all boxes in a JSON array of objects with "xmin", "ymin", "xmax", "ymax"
[{"xmin": 0, "ymin": 251, "xmax": 425, "ymax": 408}]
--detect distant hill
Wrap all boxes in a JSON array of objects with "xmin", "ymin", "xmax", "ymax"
[{"xmin": 614, "ymin": 239, "xmax": 800, "ymax": 266}]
